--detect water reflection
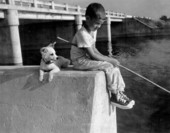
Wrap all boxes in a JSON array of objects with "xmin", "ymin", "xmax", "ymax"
[{"xmin": 113, "ymin": 36, "xmax": 170, "ymax": 133}]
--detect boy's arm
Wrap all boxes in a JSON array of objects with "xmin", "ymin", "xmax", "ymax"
[
  {"xmin": 84, "ymin": 47, "xmax": 120, "ymax": 67},
  {"xmin": 93, "ymin": 44, "xmax": 103, "ymax": 56},
  {"xmin": 92, "ymin": 44, "xmax": 120, "ymax": 67}
]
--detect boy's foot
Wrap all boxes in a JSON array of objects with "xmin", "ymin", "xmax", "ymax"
[{"xmin": 110, "ymin": 91, "xmax": 135, "ymax": 109}]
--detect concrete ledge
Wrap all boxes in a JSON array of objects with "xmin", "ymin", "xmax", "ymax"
[{"xmin": 0, "ymin": 66, "xmax": 117, "ymax": 133}]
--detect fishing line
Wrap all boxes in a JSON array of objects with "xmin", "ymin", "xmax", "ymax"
[
  {"xmin": 119, "ymin": 64, "xmax": 170, "ymax": 94},
  {"xmin": 57, "ymin": 36, "xmax": 170, "ymax": 94},
  {"xmin": 57, "ymin": 36, "xmax": 69, "ymax": 43}
]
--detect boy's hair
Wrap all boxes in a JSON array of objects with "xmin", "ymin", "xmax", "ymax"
[{"xmin": 85, "ymin": 3, "xmax": 106, "ymax": 20}]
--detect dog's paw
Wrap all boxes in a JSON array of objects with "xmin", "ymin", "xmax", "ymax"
[
  {"xmin": 48, "ymin": 78, "xmax": 53, "ymax": 82},
  {"xmin": 48, "ymin": 75, "xmax": 53, "ymax": 82},
  {"xmin": 39, "ymin": 77, "xmax": 44, "ymax": 82}
]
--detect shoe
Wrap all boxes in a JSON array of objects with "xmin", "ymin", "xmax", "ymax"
[{"xmin": 110, "ymin": 91, "xmax": 135, "ymax": 109}]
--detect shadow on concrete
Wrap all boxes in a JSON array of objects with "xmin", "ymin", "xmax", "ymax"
[{"xmin": 0, "ymin": 66, "xmax": 49, "ymax": 91}]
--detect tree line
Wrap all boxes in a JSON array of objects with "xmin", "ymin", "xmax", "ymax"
[{"xmin": 156, "ymin": 15, "xmax": 170, "ymax": 29}]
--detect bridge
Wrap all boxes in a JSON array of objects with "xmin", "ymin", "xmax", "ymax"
[
  {"xmin": 0, "ymin": 0, "xmax": 127, "ymax": 21},
  {"xmin": 0, "ymin": 0, "xmax": 132, "ymax": 65}
]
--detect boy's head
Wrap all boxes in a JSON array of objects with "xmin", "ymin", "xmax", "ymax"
[
  {"xmin": 85, "ymin": 3, "xmax": 106, "ymax": 31},
  {"xmin": 86, "ymin": 3, "xmax": 106, "ymax": 20}
]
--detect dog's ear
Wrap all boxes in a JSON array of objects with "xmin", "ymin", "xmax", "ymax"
[
  {"xmin": 48, "ymin": 42, "xmax": 56, "ymax": 48},
  {"xmin": 40, "ymin": 47, "xmax": 48, "ymax": 54}
]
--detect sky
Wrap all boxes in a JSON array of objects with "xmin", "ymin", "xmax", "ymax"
[{"xmin": 54, "ymin": 0, "xmax": 170, "ymax": 20}]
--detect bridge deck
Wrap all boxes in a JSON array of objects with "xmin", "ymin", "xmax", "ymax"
[{"xmin": 0, "ymin": 0, "xmax": 125, "ymax": 21}]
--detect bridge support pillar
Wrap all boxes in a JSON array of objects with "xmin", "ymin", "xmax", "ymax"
[
  {"xmin": 6, "ymin": 9, "xmax": 23, "ymax": 65},
  {"xmin": 75, "ymin": 15, "xmax": 82, "ymax": 31},
  {"xmin": 106, "ymin": 17, "xmax": 113, "ymax": 56}
]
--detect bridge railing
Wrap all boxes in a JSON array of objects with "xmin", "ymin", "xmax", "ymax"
[
  {"xmin": 0, "ymin": 0, "xmax": 126, "ymax": 18},
  {"xmin": 106, "ymin": 10, "xmax": 125, "ymax": 18}
]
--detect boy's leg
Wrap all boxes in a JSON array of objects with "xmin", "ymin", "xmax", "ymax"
[
  {"xmin": 106, "ymin": 67, "xmax": 125, "ymax": 93},
  {"xmin": 97, "ymin": 64, "xmax": 135, "ymax": 109},
  {"xmin": 73, "ymin": 59, "xmax": 121, "ymax": 89},
  {"xmin": 73, "ymin": 59, "xmax": 135, "ymax": 109},
  {"xmin": 104, "ymin": 66, "xmax": 135, "ymax": 109}
]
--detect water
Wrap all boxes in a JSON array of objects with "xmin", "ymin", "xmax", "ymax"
[{"xmin": 111, "ymin": 36, "xmax": 170, "ymax": 133}]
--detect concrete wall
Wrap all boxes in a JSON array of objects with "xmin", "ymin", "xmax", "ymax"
[{"xmin": 0, "ymin": 66, "xmax": 117, "ymax": 133}]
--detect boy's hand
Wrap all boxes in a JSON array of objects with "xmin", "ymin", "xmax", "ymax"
[{"xmin": 109, "ymin": 58, "xmax": 120, "ymax": 67}]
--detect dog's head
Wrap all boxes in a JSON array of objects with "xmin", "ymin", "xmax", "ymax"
[{"xmin": 40, "ymin": 42, "xmax": 58, "ymax": 63}]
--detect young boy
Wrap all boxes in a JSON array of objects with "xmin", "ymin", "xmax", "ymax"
[{"xmin": 70, "ymin": 3, "xmax": 135, "ymax": 109}]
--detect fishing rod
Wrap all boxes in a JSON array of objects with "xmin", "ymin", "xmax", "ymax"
[{"xmin": 57, "ymin": 36, "xmax": 170, "ymax": 94}]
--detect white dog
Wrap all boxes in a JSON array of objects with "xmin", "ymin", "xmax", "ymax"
[{"xmin": 39, "ymin": 42, "xmax": 70, "ymax": 82}]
